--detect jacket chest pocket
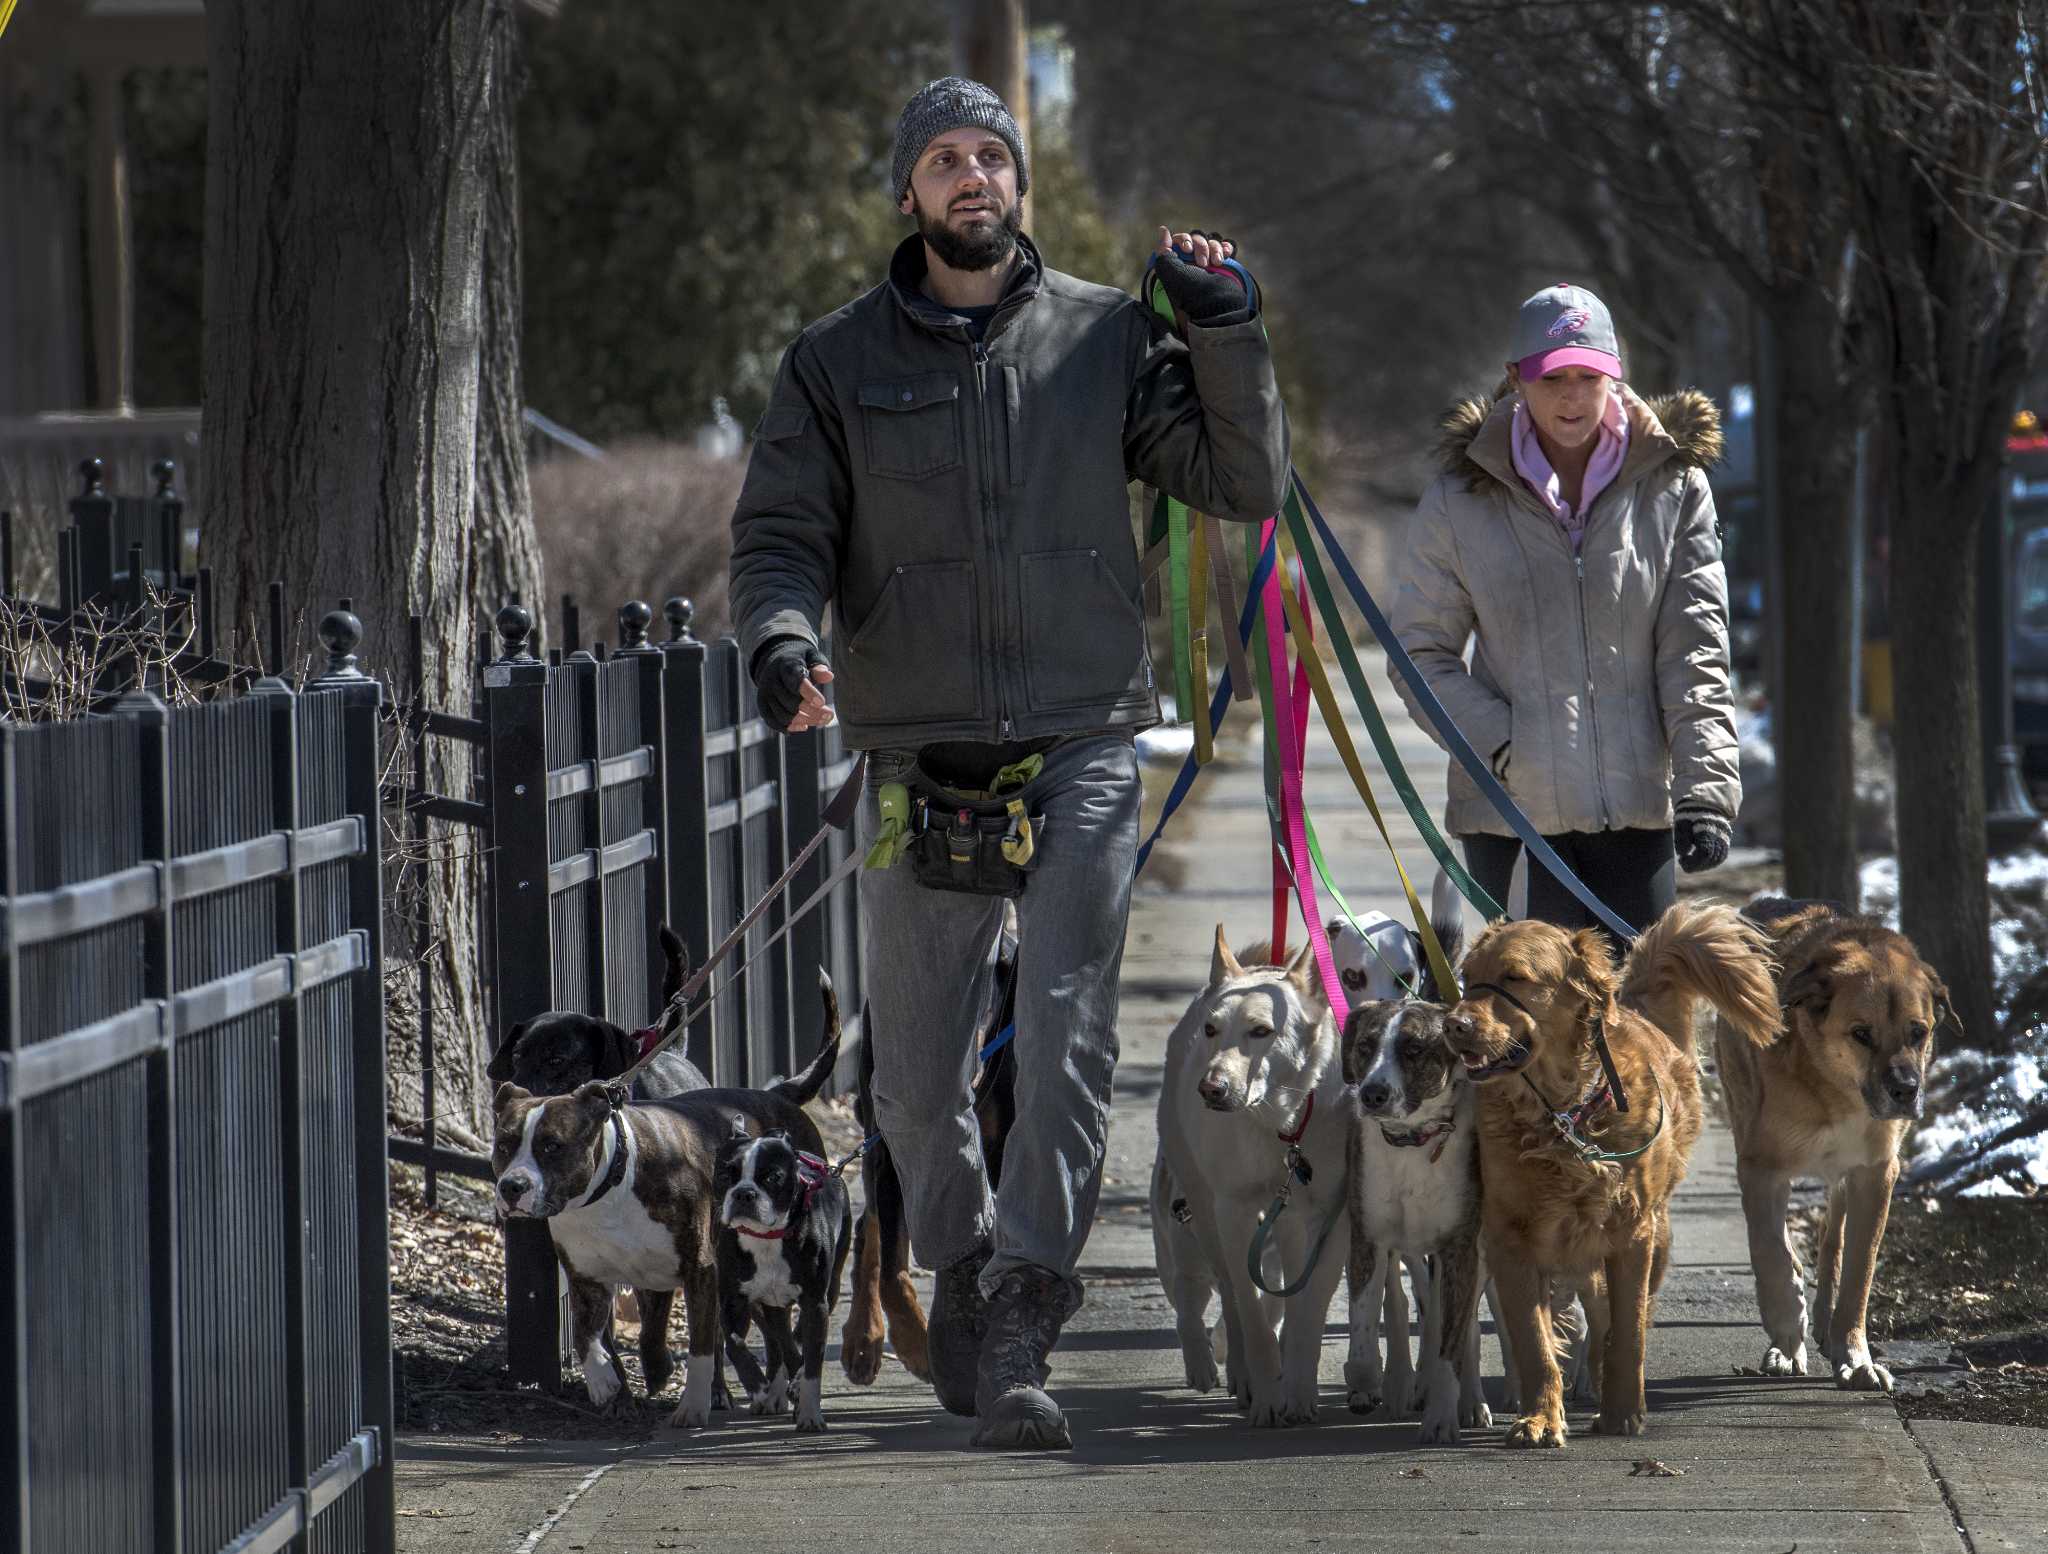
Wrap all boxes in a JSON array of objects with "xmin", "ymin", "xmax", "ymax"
[{"xmin": 858, "ymin": 373, "xmax": 963, "ymax": 480}]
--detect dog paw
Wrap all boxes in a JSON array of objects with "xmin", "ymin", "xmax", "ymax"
[
  {"xmin": 1460, "ymin": 1398, "xmax": 1493, "ymax": 1430},
  {"xmin": 582, "ymin": 1352, "xmax": 624, "ymax": 1411},
  {"xmin": 1419, "ymin": 1394, "xmax": 1465, "ymax": 1445},
  {"xmin": 1386, "ymin": 1368, "xmax": 1417, "ymax": 1416},
  {"xmin": 1406, "ymin": 1375, "xmax": 1433, "ymax": 1415},
  {"xmin": 1183, "ymin": 1353, "xmax": 1220, "ymax": 1393},
  {"xmin": 1593, "ymin": 1408, "xmax": 1648, "ymax": 1437},
  {"xmin": 890, "ymin": 1322, "xmax": 933, "ymax": 1383},
  {"xmin": 841, "ymin": 1326, "xmax": 884, "ymax": 1387},
  {"xmin": 794, "ymin": 1405, "xmax": 827, "ymax": 1434},
  {"xmin": 1761, "ymin": 1344, "xmax": 1809, "ymax": 1378},
  {"xmin": 667, "ymin": 1401, "xmax": 712, "ymax": 1431},
  {"xmin": 1505, "ymin": 1414, "xmax": 1568, "ymax": 1449},
  {"xmin": 1344, "ymin": 1360, "xmax": 1386, "ymax": 1417},
  {"xmin": 1835, "ymin": 1357, "xmax": 1893, "ymax": 1393}
]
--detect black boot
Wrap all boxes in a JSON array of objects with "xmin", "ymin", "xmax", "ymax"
[
  {"xmin": 971, "ymin": 1267, "xmax": 1080, "ymax": 1450},
  {"xmin": 928, "ymin": 1238, "xmax": 992, "ymax": 1417}
]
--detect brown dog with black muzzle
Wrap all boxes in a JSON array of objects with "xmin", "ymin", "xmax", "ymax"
[
  {"xmin": 1718, "ymin": 899, "xmax": 1949, "ymax": 1392},
  {"xmin": 1446, "ymin": 902, "xmax": 1779, "ymax": 1447}
]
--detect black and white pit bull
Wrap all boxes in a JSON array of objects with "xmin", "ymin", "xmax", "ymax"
[
  {"xmin": 491, "ymin": 974, "xmax": 842, "ymax": 1427},
  {"xmin": 1341, "ymin": 999, "xmax": 1492, "ymax": 1442},
  {"xmin": 713, "ymin": 1120, "xmax": 852, "ymax": 1432}
]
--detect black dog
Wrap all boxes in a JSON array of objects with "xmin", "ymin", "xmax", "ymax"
[
  {"xmin": 487, "ymin": 925, "xmax": 711, "ymax": 1100},
  {"xmin": 840, "ymin": 922, "xmax": 1020, "ymax": 1386},
  {"xmin": 713, "ymin": 1119, "xmax": 854, "ymax": 1432}
]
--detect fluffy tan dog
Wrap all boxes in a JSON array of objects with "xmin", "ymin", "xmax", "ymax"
[{"xmin": 1445, "ymin": 902, "xmax": 1779, "ymax": 1447}]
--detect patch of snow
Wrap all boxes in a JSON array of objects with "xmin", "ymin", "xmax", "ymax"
[{"xmin": 1136, "ymin": 725, "xmax": 1195, "ymax": 764}]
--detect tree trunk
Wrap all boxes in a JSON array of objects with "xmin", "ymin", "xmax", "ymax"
[
  {"xmin": 1767, "ymin": 298, "xmax": 1863, "ymax": 908},
  {"xmin": 953, "ymin": 0, "xmax": 1031, "ymax": 228},
  {"xmin": 1889, "ymin": 455, "xmax": 1995, "ymax": 1048},
  {"xmin": 202, "ymin": 0, "xmax": 541, "ymax": 1132}
]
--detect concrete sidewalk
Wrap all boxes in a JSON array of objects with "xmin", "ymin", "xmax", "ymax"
[{"xmin": 396, "ymin": 655, "xmax": 2037, "ymax": 1553}]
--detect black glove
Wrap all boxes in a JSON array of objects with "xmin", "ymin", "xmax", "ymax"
[
  {"xmin": 1674, "ymin": 810, "xmax": 1733, "ymax": 874},
  {"xmin": 1153, "ymin": 233, "xmax": 1255, "ymax": 328},
  {"xmin": 751, "ymin": 637, "xmax": 829, "ymax": 730}
]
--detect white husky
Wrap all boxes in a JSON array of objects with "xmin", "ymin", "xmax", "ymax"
[{"xmin": 1155, "ymin": 929, "xmax": 1353, "ymax": 1426}]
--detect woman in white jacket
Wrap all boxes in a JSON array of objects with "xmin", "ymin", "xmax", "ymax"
[{"xmin": 1388, "ymin": 283, "xmax": 1741, "ymax": 940}]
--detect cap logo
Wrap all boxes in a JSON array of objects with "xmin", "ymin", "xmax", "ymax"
[{"xmin": 1547, "ymin": 308, "xmax": 1591, "ymax": 338}]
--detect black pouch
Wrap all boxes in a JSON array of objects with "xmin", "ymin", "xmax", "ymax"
[{"xmin": 904, "ymin": 780, "xmax": 1045, "ymax": 898}]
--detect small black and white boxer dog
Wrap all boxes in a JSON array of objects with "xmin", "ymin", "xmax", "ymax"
[
  {"xmin": 713, "ymin": 1120, "xmax": 853, "ymax": 1432},
  {"xmin": 492, "ymin": 974, "xmax": 842, "ymax": 1428}
]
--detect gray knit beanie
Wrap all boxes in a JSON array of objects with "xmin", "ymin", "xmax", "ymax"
[{"xmin": 890, "ymin": 76, "xmax": 1029, "ymax": 203}]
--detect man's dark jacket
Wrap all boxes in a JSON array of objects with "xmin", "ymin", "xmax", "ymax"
[{"xmin": 728, "ymin": 234, "xmax": 1290, "ymax": 749}]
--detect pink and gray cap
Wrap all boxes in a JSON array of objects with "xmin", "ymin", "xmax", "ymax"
[{"xmin": 1512, "ymin": 283, "xmax": 1622, "ymax": 380}]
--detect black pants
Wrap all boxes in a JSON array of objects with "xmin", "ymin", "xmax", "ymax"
[{"xmin": 1461, "ymin": 826, "xmax": 1676, "ymax": 952}]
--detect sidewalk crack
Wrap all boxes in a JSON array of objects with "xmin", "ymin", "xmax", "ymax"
[{"xmin": 1902, "ymin": 1414, "xmax": 1980, "ymax": 1554}]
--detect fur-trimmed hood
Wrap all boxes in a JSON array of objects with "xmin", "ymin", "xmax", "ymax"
[{"xmin": 1435, "ymin": 384, "xmax": 1724, "ymax": 497}]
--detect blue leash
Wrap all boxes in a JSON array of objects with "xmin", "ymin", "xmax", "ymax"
[{"xmin": 1290, "ymin": 470, "xmax": 1638, "ymax": 944}]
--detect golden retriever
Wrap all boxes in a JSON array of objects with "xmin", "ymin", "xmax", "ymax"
[
  {"xmin": 1717, "ymin": 899, "xmax": 1949, "ymax": 1391},
  {"xmin": 1445, "ymin": 902, "xmax": 1779, "ymax": 1446}
]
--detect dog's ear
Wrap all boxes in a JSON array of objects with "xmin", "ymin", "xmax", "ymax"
[
  {"xmin": 571, "ymin": 1079, "xmax": 613, "ymax": 1116},
  {"xmin": 492, "ymin": 1081, "xmax": 529, "ymax": 1116},
  {"xmin": 486, "ymin": 1023, "xmax": 525, "ymax": 1084},
  {"xmin": 1283, "ymin": 940, "xmax": 1317, "ymax": 998},
  {"xmin": 1782, "ymin": 957, "xmax": 1835, "ymax": 1023},
  {"xmin": 1339, "ymin": 1006, "xmax": 1371, "ymax": 1085},
  {"xmin": 599, "ymin": 1021, "xmax": 638, "ymax": 1077},
  {"xmin": 1564, "ymin": 927, "xmax": 1618, "ymax": 1015},
  {"xmin": 1927, "ymin": 971, "xmax": 1959, "ymax": 1041},
  {"xmin": 728, "ymin": 1113, "xmax": 752, "ymax": 1140},
  {"xmin": 1211, "ymin": 924, "xmax": 1245, "ymax": 986}
]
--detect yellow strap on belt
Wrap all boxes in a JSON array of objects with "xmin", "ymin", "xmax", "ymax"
[
  {"xmin": 1273, "ymin": 527, "xmax": 1461, "ymax": 1003},
  {"xmin": 1000, "ymin": 799, "xmax": 1036, "ymax": 866}
]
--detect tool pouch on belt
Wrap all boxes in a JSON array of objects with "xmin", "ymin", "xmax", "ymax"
[{"xmin": 905, "ymin": 780, "xmax": 1044, "ymax": 898}]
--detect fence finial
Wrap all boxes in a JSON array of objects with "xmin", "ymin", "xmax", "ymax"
[
  {"xmin": 78, "ymin": 457, "xmax": 106, "ymax": 497},
  {"xmin": 664, "ymin": 596, "xmax": 696, "ymax": 643},
  {"xmin": 318, "ymin": 606, "xmax": 366, "ymax": 680},
  {"xmin": 618, "ymin": 599, "xmax": 652, "ymax": 649},
  {"xmin": 150, "ymin": 459, "xmax": 179, "ymax": 500},
  {"xmin": 496, "ymin": 603, "xmax": 536, "ymax": 662}
]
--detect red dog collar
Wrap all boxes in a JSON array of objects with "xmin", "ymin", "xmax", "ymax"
[
  {"xmin": 633, "ymin": 1025, "xmax": 663, "ymax": 1061},
  {"xmin": 732, "ymin": 1152, "xmax": 834, "ymax": 1240}
]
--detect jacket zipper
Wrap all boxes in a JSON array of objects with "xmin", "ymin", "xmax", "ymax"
[
  {"xmin": 972, "ymin": 338, "xmax": 1013, "ymax": 739},
  {"xmin": 1573, "ymin": 548, "xmax": 1614, "ymax": 829}
]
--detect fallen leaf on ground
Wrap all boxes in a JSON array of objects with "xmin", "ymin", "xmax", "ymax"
[
  {"xmin": 1398, "ymin": 1466, "xmax": 1428, "ymax": 1479},
  {"xmin": 1630, "ymin": 1458, "xmax": 1685, "ymax": 1477}
]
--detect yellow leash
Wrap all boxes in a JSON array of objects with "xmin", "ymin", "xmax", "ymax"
[{"xmin": 1273, "ymin": 526, "xmax": 1461, "ymax": 1002}]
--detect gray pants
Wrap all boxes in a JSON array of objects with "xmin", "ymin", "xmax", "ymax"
[{"xmin": 857, "ymin": 734, "xmax": 1140, "ymax": 1305}]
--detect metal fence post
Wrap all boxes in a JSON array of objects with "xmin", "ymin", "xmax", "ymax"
[
  {"xmin": 569, "ymin": 649, "xmax": 607, "ymax": 1017},
  {"xmin": 732, "ymin": 648, "xmax": 790, "ymax": 1084},
  {"xmin": 619, "ymin": 603, "xmax": 670, "ymax": 1015},
  {"xmin": 659, "ymin": 600, "xmax": 717, "ymax": 1081},
  {"xmin": 482, "ymin": 605, "xmax": 562, "ymax": 1387},
  {"xmin": 112, "ymin": 685, "xmax": 183, "ymax": 1554},
  {"xmin": 0, "ymin": 722, "xmax": 25, "ymax": 1550},
  {"xmin": 249, "ymin": 665, "xmax": 313, "ymax": 1539},
  {"xmin": 313, "ymin": 608, "xmax": 397, "ymax": 1551}
]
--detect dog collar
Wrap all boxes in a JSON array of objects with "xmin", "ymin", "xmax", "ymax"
[
  {"xmin": 580, "ymin": 1111, "xmax": 631, "ymax": 1208},
  {"xmin": 1378, "ymin": 1116, "xmax": 1457, "ymax": 1163},
  {"xmin": 1277, "ymin": 1091, "xmax": 1315, "ymax": 1147},
  {"xmin": 632, "ymin": 1025, "xmax": 664, "ymax": 1062},
  {"xmin": 1523, "ymin": 1070, "xmax": 1665, "ymax": 1165},
  {"xmin": 733, "ymin": 1152, "xmax": 833, "ymax": 1241}
]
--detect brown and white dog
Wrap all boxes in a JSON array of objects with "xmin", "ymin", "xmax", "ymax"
[
  {"xmin": 1718, "ymin": 898, "xmax": 1948, "ymax": 1391},
  {"xmin": 1446, "ymin": 902, "xmax": 1779, "ymax": 1447},
  {"xmin": 491, "ymin": 976, "xmax": 842, "ymax": 1427}
]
